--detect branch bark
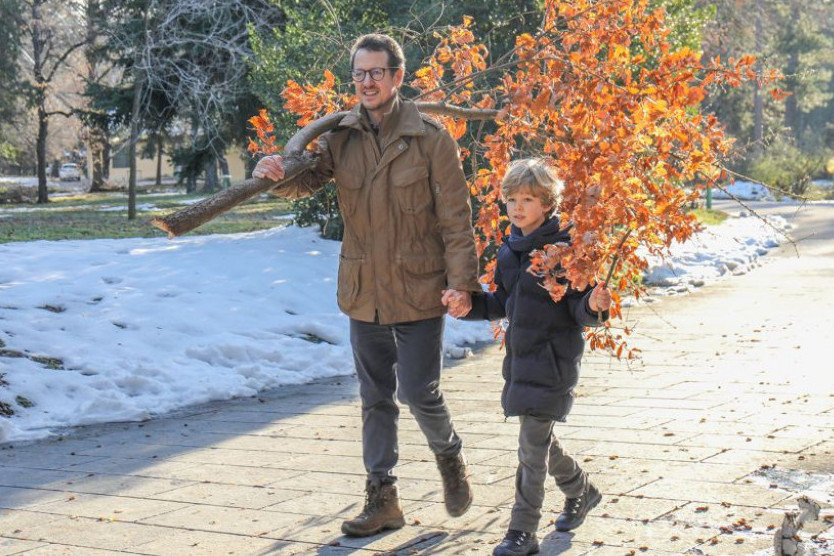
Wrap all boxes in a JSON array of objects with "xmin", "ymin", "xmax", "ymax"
[{"xmin": 150, "ymin": 102, "xmax": 499, "ymax": 238}]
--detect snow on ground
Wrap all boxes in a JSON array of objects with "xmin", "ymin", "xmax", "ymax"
[
  {"xmin": 0, "ymin": 204, "xmax": 791, "ymax": 443},
  {"xmin": 711, "ymin": 180, "xmax": 773, "ymax": 201},
  {"xmin": 639, "ymin": 209, "xmax": 790, "ymax": 296},
  {"xmin": 0, "ymin": 226, "xmax": 489, "ymax": 443},
  {"xmin": 0, "ymin": 177, "xmax": 40, "ymax": 188}
]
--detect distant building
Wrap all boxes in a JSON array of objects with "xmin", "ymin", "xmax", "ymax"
[{"xmin": 105, "ymin": 143, "xmax": 250, "ymax": 186}]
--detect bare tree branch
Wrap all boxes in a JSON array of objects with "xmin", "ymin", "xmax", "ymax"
[{"xmin": 150, "ymin": 101, "xmax": 500, "ymax": 238}]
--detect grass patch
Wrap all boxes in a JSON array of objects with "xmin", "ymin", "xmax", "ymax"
[
  {"xmin": 804, "ymin": 184, "xmax": 834, "ymax": 201},
  {"xmin": 29, "ymin": 355, "xmax": 64, "ymax": 370},
  {"xmin": 0, "ymin": 190, "xmax": 294, "ymax": 243},
  {"xmin": 691, "ymin": 208, "xmax": 729, "ymax": 226}
]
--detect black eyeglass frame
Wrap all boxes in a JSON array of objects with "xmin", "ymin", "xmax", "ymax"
[{"xmin": 350, "ymin": 67, "xmax": 401, "ymax": 82}]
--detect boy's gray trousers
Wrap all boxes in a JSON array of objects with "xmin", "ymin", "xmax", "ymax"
[
  {"xmin": 512, "ymin": 414, "xmax": 588, "ymax": 532},
  {"xmin": 350, "ymin": 316, "xmax": 462, "ymax": 484}
]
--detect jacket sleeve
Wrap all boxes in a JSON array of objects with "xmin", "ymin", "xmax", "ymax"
[
  {"xmin": 268, "ymin": 135, "xmax": 335, "ymax": 199},
  {"xmin": 566, "ymin": 286, "xmax": 609, "ymax": 328},
  {"xmin": 463, "ymin": 266, "xmax": 508, "ymax": 322},
  {"xmin": 428, "ymin": 129, "xmax": 481, "ymax": 293}
]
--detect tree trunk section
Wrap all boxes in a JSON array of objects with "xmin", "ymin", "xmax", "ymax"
[
  {"xmin": 783, "ymin": 1, "xmax": 801, "ymax": 142},
  {"xmin": 33, "ymin": 0, "xmax": 48, "ymax": 204},
  {"xmin": 128, "ymin": 72, "xmax": 143, "ymax": 220},
  {"xmin": 155, "ymin": 135, "xmax": 163, "ymax": 186},
  {"xmin": 150, "ymin": 152, "xmax": 317, "ymax": 237},
  {"xmin": 87, "ymin": 126, "xmax": 105, "ymax": 192},
  {"xmin": 103, "ymin": 139, "xmax": 111, "ymax": 179},
  {"xmin": 203, "ymin": 156, "xmax": 218, "ymax": 192},
  {"xmin": 85, "ymin": 0, "xmax": 105, "ymax": 193},
  {"xmin": 36, "ymin": 105, "xmax": 48, "ymax": 204},
  {"xmin": 752, "ymin": 0, "xmax": 764, "ymax": 156}
]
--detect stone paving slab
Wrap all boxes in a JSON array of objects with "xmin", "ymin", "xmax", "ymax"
[
  {"xmin": 10, "ymin": 546, "xmax": 126, "ymax": 556},
  {"xmin": 0, "ymin": 539, "xmax": 47, "ymax": 556},
  {"xmin": 130, "ymin": 529, "xmax": 282, "ymax": 556},
  {"xmin": 10, "ymin": 514, "xmax": 177, "ymax": 552},
  {"xmin": 2, "ymin": 202, "xmax": 834, "ymax": 555}
]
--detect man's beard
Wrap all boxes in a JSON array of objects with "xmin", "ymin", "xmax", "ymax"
[{"xmin": 364, "ymin": 91, "xmax": 397, "ymax": 114}]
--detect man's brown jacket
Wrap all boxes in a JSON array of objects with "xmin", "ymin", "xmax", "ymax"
[{"xmin": 271, "ymin": 97, "xmax": 480, "ymax": 324}]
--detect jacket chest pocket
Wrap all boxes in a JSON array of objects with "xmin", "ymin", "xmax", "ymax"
[
  {"xmin": 391, "ymin": 166, "xmax": 432, "ymax": 214},
  {"xmin": 334, "ymin": 170, "xmax": 363, "ymax": 217}
]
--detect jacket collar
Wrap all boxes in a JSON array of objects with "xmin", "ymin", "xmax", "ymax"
[
  {"xmin": 339, "ymin": 97, "xmax": 427, "ymax": 143},
  {"xmin": 507, "ymin": 216, "xmax": 571, "ymax": 254}
]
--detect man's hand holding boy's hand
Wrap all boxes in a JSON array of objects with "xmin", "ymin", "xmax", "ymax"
[
  {"xmin": 441, "ymin": 289, "xmax": 472, "ymax": 318},
  {"xmin": 588, "ymin": 282, "xmax": 612, "ymax": 312}
]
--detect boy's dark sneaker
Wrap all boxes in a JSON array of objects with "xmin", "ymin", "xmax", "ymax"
[
  {"xmin": 492, "ymin": 529, "xmax": 540, "ymax": 556},
  {"xmin": 555, "ymin": 482, "xmax": 601, "ymax": 531},
  {"xmin": 341, "ymin": 480, "xmax": 405, "ymax": 537},
  {"xmin": 435, "ymin": 450, "xmax": 473, "ymax": 516}
]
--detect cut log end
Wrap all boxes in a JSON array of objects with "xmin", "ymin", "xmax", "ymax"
[{"xmin": 149, "ymin": 217, "xmax": 177, "ymax": 239}]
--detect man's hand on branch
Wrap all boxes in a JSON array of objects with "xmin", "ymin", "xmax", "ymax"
[
  {"xmin": 252, "ymin": 155, "xmax": 286, "ymax": 181},
  {"xmin": 588, "ymin": 282, "xmax": 612, "ymax": 312}
]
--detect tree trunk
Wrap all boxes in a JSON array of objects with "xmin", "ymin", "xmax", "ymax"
[
  {"xmin": 32, "ymin": 0, "xmax": 48, "ymax": 204},
  {"xmin": 783, "ymin": 1, "xmax": 801, "ymax": 141},
  {"xmin": 103, "ymin": 138, "xmax": 111, "ymax": 179},
  {"xmin": 186, "ymin": 171, "xmax": 197, "ymax": 193},
  {"xmin": 151, "ymin": 152, "xmax": 318, "ymax": 237},
  {"xmin": 155, "ymin": 134, "xmax": 163, "ymax": 186},
  {"xmin": 752, "ymin": 0, "xmax": 764, "ymax": 156},
  {"xmin": 35, "ymin": 107, "xmax": 48, "ymax": 205},
  {"xmin": 203, "ymin": 156, "xmax": 218, "ymax": 192},
  {"xmin": 128, "ymin": 72, "xmax": 144, "ymax": 220},
  {"xmin": 85, "ymin": 0, "xmax": 105, "ymax": 193},
  {"xmin": 219, "ymin": 155, "xmax": 230, "ymax": 187},
  {"xmin": 87, "ymin": 126, "xmax": 105, "ymax": 192}
]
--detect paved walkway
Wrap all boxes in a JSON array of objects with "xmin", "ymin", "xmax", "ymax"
[{"xmin": 2, "ymin": 201, "xmax": 833, "ymax": 556}]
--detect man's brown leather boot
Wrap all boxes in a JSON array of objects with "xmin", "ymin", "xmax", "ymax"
[
  {"xmin": 341, "ymin": 480, "xmax": 405, "ymax": 537},
  {"xmin": 436, "ymin": 450, "xmax": 473, "ymax": 517}
]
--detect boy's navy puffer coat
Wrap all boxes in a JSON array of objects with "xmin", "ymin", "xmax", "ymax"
[{"xmin": 465, "ymin": 216, "xmax": 607, "ymax": 421}]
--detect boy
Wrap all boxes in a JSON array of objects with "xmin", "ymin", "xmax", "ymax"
[{"xmin": 443, "ymin": 158, "xmax": 610, "ymax": 556}]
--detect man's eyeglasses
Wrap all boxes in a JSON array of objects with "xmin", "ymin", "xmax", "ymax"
[{"xmin": 350, "ymin": 67, "xmax": 399, "ymax": 82}]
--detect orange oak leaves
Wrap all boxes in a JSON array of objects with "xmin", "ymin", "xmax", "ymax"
[{"xmin": 252, "ymin": 0, "xmax": 777, "ymax": 358}]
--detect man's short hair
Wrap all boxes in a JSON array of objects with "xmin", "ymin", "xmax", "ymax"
[
  {"xmin": 501, "ymin": 158, "xmax": 563, "ymax": 210},
  {"xmin": 350, "ymin": 33, "xmax": 406, "ymax": 70}
]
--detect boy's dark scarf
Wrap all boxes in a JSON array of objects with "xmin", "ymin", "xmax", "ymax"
[{"xmin": 506, "ymin": 216, "xmax": 569, "ymax": 256}]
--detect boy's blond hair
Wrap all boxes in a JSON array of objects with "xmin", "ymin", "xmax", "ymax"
[{"xmin": 501, "ymin": 158, "xmax": 563, "ymax": 210}]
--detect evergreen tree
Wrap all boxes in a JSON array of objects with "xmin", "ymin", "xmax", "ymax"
[
  {"xmin": 0, "ymin": 0, "xmax": 23, "ymax": 125},
  {"xmin": 0, "ymin": 0, "xmax": 24, "ymax": 169}
]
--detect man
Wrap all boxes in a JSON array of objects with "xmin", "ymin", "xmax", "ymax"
[{"xmin": 253, "ymin": 33, "xmax": 480, "ymax": 537}]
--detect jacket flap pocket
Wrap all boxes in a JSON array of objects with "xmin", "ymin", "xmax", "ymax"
[
  {"xmin": 391, "ymin": 166, "xmax": 429, "ymax": 187},
  {"xmin": 399, "ymin": 254, "xmax": 445, "ymax": 275}
]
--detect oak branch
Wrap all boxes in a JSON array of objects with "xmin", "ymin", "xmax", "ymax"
[{"xmin": 149, "ymin": 102, "xmax": 499, "ymax": 238}]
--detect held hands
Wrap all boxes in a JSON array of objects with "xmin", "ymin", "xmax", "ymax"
[
  {"xmin": 441, "ymin": 289, "xmax": 472, "ymax": 318},
  {"xmin": 252, "ymin": 155, "xmax": 286, "ymax": 182},
  {"xmin": 588, "ymin": 282, "xmax": 612, "ymax": 313}
]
